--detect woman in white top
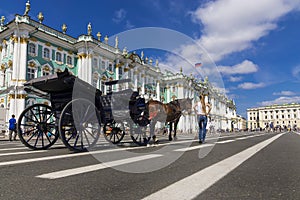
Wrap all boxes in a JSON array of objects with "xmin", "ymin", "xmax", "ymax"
[{"xmin": 194, "ymin": 94, "xmax": 211, "ymax": 143}]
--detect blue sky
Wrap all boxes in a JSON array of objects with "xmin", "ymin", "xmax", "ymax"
[{"xmin": 1, "ymin": 0, "xmax": 300, "ymax": 117}]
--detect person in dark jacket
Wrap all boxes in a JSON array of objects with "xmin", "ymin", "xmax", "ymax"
[{"xmin": 8, "ymin": 114, "xmax": 17, "ymax": 141}]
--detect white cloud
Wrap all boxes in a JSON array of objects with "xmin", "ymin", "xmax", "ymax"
[
  {"xmin": 125, "ymin": 20, "xmax": 135, "ymax": 29},
  {"xmin": 190, "ymin": 0, "xmax": 300, "ymax": 62},
  {"xmin": 273, "ymin": 91, "xmax": 296, "ymax": 96},
  {"xmin": 218, "ymin": 60, "xmax": 259, "ymax": 75},
  {"xmin": 238, "ymin": 82, "xmax": 265, "ymax": 89},
  {"xmin": 292, "ymin": 65, "xmax": 300, "ymax": 80},
  {"xmin": 261, "ymin": 96, "xmax": 300, "ymax": 106},
  {"xmin": 113, "ymin": 9, "xmax": 127, "ymax": 23},
  {"xmin": 229, "ymin": 76, "xmax": 243, "ymax": 82}
]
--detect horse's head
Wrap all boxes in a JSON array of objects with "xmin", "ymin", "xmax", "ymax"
[{"xmin": 178, "ymin": 98, "xmax": 193, "ymax": 113}]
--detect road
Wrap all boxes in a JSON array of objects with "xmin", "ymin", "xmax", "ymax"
[{"xmin": 0, "ymin": 131, "xmax": 299, "ymax": 200}]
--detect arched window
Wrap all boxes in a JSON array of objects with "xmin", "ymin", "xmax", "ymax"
[
  {"xmin": 92, "ymin": 73, "xmax": 99, "ymax": 88},
  {"xmin": 28, "ymin": 43, "xmax": 36, "ymax": 55},
  {"xmin": 108, "ymin": 63, "xmax": 113, "ymax": 72},
  {"xmin": 93, "ymin": 58, "xmax": 98, "ymax": 69},
  {"xmin": 56, "ymin": 52, "xmax": 62, "ymax": 62},
  {"xmin": 67, "ymin": 56, "xmax": 72, "ymax": 65},
  {"xmin": 43, "ymin": 48, "xmax": 50, "ymax": 59},
  {"xmin": 118, "ymin": 67, "xmax": 123, "ymax": 77},
  {"xmin": 101, "ymin": 61, "xmax": 106, "ymax": 70}
]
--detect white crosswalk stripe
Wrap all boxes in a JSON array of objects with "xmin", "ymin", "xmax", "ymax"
[{"xmin": 37, "ymin": 154, "xmax": 163, "ymax": 179}]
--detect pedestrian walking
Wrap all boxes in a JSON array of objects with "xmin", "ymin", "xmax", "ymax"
[
  {"xmin": 194, "ymin": 93, "xmax": 212, "ymax": 144},
  {"xmin": 8, "ymin": 114, "xmax": 17, "ymax": 141}
]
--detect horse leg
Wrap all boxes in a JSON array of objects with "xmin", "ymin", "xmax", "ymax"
[
  {"xmin": 150, "ymin": 120, "xmax": 159, "ymax": 144},
  {"xmin": 173, "ymin": 119, "xmax": 179, "ymax": 140},
  {"xmin": 169, "ymin": 122, "xmax": 173, "ymax": 141}
]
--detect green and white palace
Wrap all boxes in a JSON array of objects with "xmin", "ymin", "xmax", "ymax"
[{"xmin": 0, "ymin": 1, "xmax": 238, "ymax": 134}]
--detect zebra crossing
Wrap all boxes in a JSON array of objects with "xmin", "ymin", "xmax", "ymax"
[{"xmin": 0, "ymin": 132, "xmax": 274, "ymax": 170}]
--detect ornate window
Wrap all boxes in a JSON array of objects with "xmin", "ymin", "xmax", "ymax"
[
  {"xmin": 93, "ymin": 58, "xmax": 98, "ymax": 69},
  {"xmin": 56, "ymin": 52, "xmax": 62, "ymax": 62},
  {"xmin": 92, "ymin": 72, "xmax": 99, "ymax": 88},
  {"xmin": 42, "ymin": 65, "xmax": 52, "ymax": 76},
  {"xmin": 43, "ymin": 48, "xmax": 50, "ymax": 59},
  {"xmin": 28, "ymin": 43, "xmax": 36, "ymax": 56},
  {"xmin": 67, "ymin": 56, "xmax": 72, "ymax": 65},
  {"xmin": 118, "ymin": 67, "xmax": 123, "ymax": 77},
  {"xmin": 101, "ymin": 61, "xmax": 106, "ymax": 70},
  {"xmin": 108, "ymin": 63, "xmax": 113, "ymax": 72},
  {"xmin": 27, "ymin": 67, "xmax": 36, "ymax": 80}
]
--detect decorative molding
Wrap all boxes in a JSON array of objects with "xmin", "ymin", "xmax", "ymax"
[
  {"xmin": 8, "ymin": 60, "xmax": 13, "ymax": 67},
  {"xmin": 30, "ymin": 37, "xmax": 38, "ymax": 42},
  {"xmin": 8, "ymin": 94, "xmax": 27, "ymax": 99},
  {"xmin": 11, "ymin": 79, "xmax": 27, "ymax": 82},
  {"xmin": 67, "ymin": 64, "xmax": 74, "ymax": 69}
]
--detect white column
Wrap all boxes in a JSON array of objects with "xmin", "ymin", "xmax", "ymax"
[
  {"xmin": 77, "ymin": 55, "xmax": 83, "ymax": 80},
  {"xmin": 134, "ymin": 71, "xmax": 138, "ymax": 91},
  {"xmin": 177, "ymin": 84, "xmax": 184, "ymax": 99},
  {"xmin": 156, "ymin": 80, "xmax": 160, "ymax": 101},
  {"xmin": 86, "ymin": 54, "xmax": 92, "ymax": 84},
  {"xmin": 0, "ymin": 46, "xmax": 2, "ymax": 63},
  {"xmin": 141, "ymin": 74, "xmax": 145, "ymax": 95},
  {"xmin": 19, "ymin": 39, "xmax": 28, "ymax": 81},
  {"xmin": 166, "ymin": 85, "xmax": 171, "ymax": 102}
]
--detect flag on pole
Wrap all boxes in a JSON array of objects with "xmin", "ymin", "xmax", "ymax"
[{"xmin": 194, "ymin": 62, "xmax": 202, "ymax": 68}]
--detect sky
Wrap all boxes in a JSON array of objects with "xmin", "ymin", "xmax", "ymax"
[{"xmin": 1, "ymin": 0, "xmax": 300, "ymax": 117}]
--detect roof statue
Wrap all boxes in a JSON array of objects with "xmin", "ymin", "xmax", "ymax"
[
  {"xmin": 37, "ymin": 12, "xmax": 44, "ymax": 23},
  {"xmin": 97, "ymin": 32, "xmax": 102, "ymax": 41},
  {"xmin": 87, "ymin": 22, "xmax": 92, "ymax": 35},
  {"xmin": 104, "ymin": 35, "xmax": 108, "ymax": 44},
  {"xmin": 0, "ymin": 16, "xmax": 5, "ymax": 26},
  {"xmin": 24, "ymin": 0, "xmax": 31, "ymax": 16},
  {"xmin": 115, "ymin": 36, "xmax": 118, "ymax": 48}
]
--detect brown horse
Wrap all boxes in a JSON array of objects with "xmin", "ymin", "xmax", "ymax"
[{"xmin": 148, "ymin": 98, "xmax": 193, "ymax": 142}]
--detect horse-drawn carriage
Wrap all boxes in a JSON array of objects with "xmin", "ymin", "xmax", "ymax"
[
  {"xmin": 17, "ymin": 69, "xmax": 152, "ymax": 152},
  {"xmin": 17, "ymin": 69, "xmax": 193, "ymax": 152}
]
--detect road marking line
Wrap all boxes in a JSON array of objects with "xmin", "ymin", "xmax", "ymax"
[
  {"xmin": 235, "ymin": 135, "xmax": 255, "ymax": 140},
  {"xmin": 0, "ymin": 147, "xmax": 29, "ymax": 151},
  {"xmin": 0, "ymin": 150, "xmax": 47, "ymax": 157},
  {"xmin": 216, "ymin": 139, "xmax": 235, "ymax": 144},
  {"xmin": 0, "ymin": 146, "xmax": 145, "ymax": 167},
  {"xmin": 142, "ymin": 133, "xmax": 284, "ymax": 200},
  {"xmin": 174, "ymin": 143, "xmax": 214, "ymax": 152},
  {"xmin": 36, "ymin": 154, "xmax": 163, "ymax": 179}
]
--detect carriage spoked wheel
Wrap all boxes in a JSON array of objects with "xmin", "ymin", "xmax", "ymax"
[
  {"xmin": 59, "ymin": 98, "xmax": 101, "ymax": 152},
  {"xmin": 17, "ymin": 104, "xmax": 59, "ymax": 150},
  {"xmin": 130, "ymin": 124, "xmax": 151, "ymax": 146},
  {"xmin": 103, "ymin": 121, "xmax": 125, "ymax": 144}
]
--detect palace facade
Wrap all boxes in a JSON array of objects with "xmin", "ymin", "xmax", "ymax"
[
  {"xmin": 0, "ymin": 1, "xmax": 237, "ymax": 133},
  {"xmin": 247, "ymin": 103, "xmax": 300, "ymax": 130}
]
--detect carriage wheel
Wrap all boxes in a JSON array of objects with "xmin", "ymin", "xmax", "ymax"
[
  {"xmin": 103, "ymin": 122, "xmax": 125, "ymax": 144},
  {"xmin": 59, "ymin": 98, "xmax": 101, "ymax": 152},
  {"xmin": 17, "ymin": 104, "xmax": 58, "ymax": 150},
  {"xmin": 130, "ymin": 125, "xmax": 151, "ymax": 146}
]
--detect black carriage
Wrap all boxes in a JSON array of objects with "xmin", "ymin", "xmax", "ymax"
[{"xmin": 17, "ymin": 69, "xmax": 151, "ymax": 152}]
